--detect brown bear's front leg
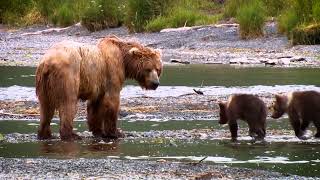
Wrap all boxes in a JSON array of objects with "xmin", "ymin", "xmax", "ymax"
[
  {"xmin": 229, "ymin": 123, "xmax": 238, "ymax": 141},
  {"xmin": 314, "ymin": 119, "xmax": 320, "ymax": 138},
  {"xmin": 101, "ymin": 96, "xmax": 124, "ymax": 139}
]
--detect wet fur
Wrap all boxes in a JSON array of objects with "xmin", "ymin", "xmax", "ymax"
[
  {"xmin": 218, "ymin": 94, "xmax": 267, "ymax": 141},
  {"xmin": 271, "ymin": 91, "xmax": 320, "ymax": 139},
  {"xmin": 36, "ymin": 36, "xmax": 162, "ymax": 140}
]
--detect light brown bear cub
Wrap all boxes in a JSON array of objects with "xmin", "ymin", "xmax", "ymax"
[
  {"xmin": 271, "ymin": 91, "xmax": 320, "ymax": 139},
  {"xmin": 218, "ymin": 94, "xmax": 267, "ymax": 141}
]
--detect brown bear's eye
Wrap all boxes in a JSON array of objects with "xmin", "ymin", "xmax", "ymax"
[{"xmin": 145, "ymin": 69, "xmax": 151, "ymax": 73}]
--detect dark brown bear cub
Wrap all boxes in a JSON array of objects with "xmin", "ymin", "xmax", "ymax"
[
  {"xmin": 218, "ymin": 94, "xmax": 267, "ymax": 141},
  {"xmin": 271, "ymin": 91, "xmax": 320, "ymax": 139}
]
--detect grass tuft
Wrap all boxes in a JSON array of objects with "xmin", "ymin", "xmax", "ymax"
[
  {"xmin": 236, "ymin": 0, "xmax": 266, "ymax": 39},
  {"xmin": 291, "ymin": 23, "xmax": 320, "ymax": 45},
  {"xmin": 81, "ymin": 0, "xmax": 121, "ymax": 32}
]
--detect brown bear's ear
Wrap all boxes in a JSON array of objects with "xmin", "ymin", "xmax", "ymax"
[{"xmin": 129, "ymin": 47, "xmax": 141, "ymax": 56}]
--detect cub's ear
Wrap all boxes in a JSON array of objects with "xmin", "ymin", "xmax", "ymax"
[
  {"xmin": 275, "ymin": 94, "xmax": 284, "ymax": 102},
  {"xmin": 129, "ymin": 47, "xmax": 141, "ymax": 55},
  {"xmin": 218, "ymin": 102, "xmax": 226, "ymax": 109}
]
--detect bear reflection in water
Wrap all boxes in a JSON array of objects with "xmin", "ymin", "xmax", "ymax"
[{"xmin": 40, "ymin": 140, "xmax": 120, "ymax": 158}]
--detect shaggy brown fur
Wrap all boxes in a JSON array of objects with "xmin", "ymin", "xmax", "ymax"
[
  {"xmin": 218, "ymin": 94, "xmax": 267, "ymax": 141},
  {"xmin": 271, "ymin": 91, "xmax": 320, "ymax": 139},
  {"xmin": 36, "ymin": 36, "xmax": 162, "ymax": 140}
]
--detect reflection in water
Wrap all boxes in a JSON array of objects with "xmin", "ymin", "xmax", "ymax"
[{"xmin": 40, "ymin": 139, "xmax": 121, "ymax": 158}]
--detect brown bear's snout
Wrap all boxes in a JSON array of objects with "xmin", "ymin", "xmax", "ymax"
[{"xmin": 150, "ymin": 80, "xmax": 160, "ymax": 90}]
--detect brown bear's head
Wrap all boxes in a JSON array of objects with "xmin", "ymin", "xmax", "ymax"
[
  {"xmin": 218, "ymin": 102, "xmax": 229, "ymax": 124},
  {"xmin": 270, "ymin": 94, "xmax": 287, "ymax": 119},
  {"xmin": 127, "ymin": 46, "xmax": 162, "ymax": 90}
]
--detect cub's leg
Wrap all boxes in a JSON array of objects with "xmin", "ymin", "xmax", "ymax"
[
  {"xmin": 313, "ymin": 118, "xmax": 320, "ymax": 138},
  {"xmin": 229, "ymin": 123, "xmax": 238, "ymax": 141},
  {"xmin": 288, "ymin": 107, "xmax": 304, "ymax": 139}
]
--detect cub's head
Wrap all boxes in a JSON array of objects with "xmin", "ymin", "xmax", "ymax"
[
  {"xmin": 218, "ymin": 102, "xmax": 229, "ymax": 124},
  {"xmin": 270, "ymin": 94, "xmax": 288, "ymax": 119},
  {"xmin": 127, "ymin": 46, "xmax": 162, "ymax": 90}
]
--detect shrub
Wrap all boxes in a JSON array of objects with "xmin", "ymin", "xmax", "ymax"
[
  {"xmin": 312, "ymin": 1, "xmax": 320, "ymax": 21},
  {"xmin": 261, "ymin": 0, "xmax": 289, "ymax": 17},
  {"xmin": 277, "ymin": 9, "xmax": 299, "ymax": 35},
  {"xmin": 145, "ymin": 16, "xmax": 168, "ymax": 32},
  {"xmin": 54, "ymin": 3, "xmax": 76, "ymax": 27},
  {"xmin": 81, "ymin": 0, "xmax": 121, "ymax": 31},
  {"xmin": 0, "ymin": 0, "xmax": 33, "ymax": 25},
  {"xmin": 125, "ymin": 0, "xmax": 171, "ymax": 32},
  {"xmin": 21, "ymin": 7, "xmax": 45, "ymax": 26},
  {"xmin": 291, "ymin": 23, "xmax": 320, "ymax": 45},
  {"xmin": 236, "ymin": 0, "xmax": 266, "ymax": 39},
  {"xmin": 223, "ymin": 0, "xmax": 248, "ymax": 18},
  {"xmin": 145, "ymin": 0, "xmax": 221, "ymax": 32}
]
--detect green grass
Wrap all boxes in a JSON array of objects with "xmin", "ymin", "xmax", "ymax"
[
  {"xmin": 277, "ymin": 9, "xmax": 300, "ymax": 35},
  {"xmin": 223, "ymin": 0, "xmax": 248, "ymax": 18},
  {"xmin": 236, "ymin": 0, "xmax": 266, "ymax": 39},
  {"xmin": 291, "ymin": 23, "xmax": 320, "ymax": 45},
  {"xmin": 145, "ymin": 0, "xmax": 221, "ymax": 32},
  {"xmin": 81, "ymin": 0, "xmax": 122, "ymax": 31},
  {"xmin": 276, "ymin": 0, "xmax": 320, "ymax": 44},
  {"xmin": 312, "ymin": 1, "xmax": 320, "ymax": 21}
]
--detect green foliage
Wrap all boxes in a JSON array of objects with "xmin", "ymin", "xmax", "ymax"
[
  {"xmin": 125, "ymin": 0, "xmax": 170, "ymax": 32},
  {"xmin": 277, "ymin": 9, "xmax": 299, "ymax": 35},
  {"xmin": 277, "ymin": 0, "xmax": 320, "ymax": 41},
  {"xmin": 81, "ymin": 0, "xmax": 122, "ymax": 32},
  {"xmin": 145, "ymin": 0, "xmax": 221, "ymax": 32},
  {"xmin": 223, "ymin": 0, "xmax": 248, "ymax": 18},
  {"xmin": 291, "ymin": 23, "xmax": 320, "ymax": 45},
  {"xmin": 236, "ymin": 0, "xmax": 266, "ymax": 39},
  {"xmin": 53, "ymin": 3, "xmax": 76, "ymax": 27},
  {"xmin": 261, "ymin": 0, "xmax": 289, "ymax": 17},
  {"xmin": 312, "ymin": 1, "xmax": 320, "ymax": 21},
  {"xmin": 0, "ymin": 0, "xmax": 33, "ymax": 25},
  {"xmin": 145, "ymin": 16, "xmax": 169, "ymax": 32}
]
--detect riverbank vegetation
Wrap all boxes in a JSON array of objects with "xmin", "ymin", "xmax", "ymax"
[{"xmin": 0, "ymin": 0, "xmax": 319, "ymax": 44}]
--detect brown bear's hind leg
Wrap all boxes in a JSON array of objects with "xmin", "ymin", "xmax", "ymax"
[
  {"xmin": 58, "ymin": 101, "xmax": 81, "ymax": 141},
  {"xmin": 87, "ymin": 100, "xmax": 103, "ymax": 137},
  {"xmin": 38, "ymin": 101, "xmax": 55, "ymax": 140}
]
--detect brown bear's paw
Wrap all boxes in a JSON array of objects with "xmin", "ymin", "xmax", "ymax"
[
  {"xmin": 37, "ymin": 130, "xmax": 53, "ymax": 140},
  {"xmin": 102, "ymin": 128, "xmax": 125, "ymax": 139},
  {"xmin": 60, "ymin": 132, "xmax": 82, "ymax": 141},
  {"xmin": 314, "ymin": 132, "xmax": 320, "ymax": 138}
]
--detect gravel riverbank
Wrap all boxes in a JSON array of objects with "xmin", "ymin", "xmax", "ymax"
[
  {"xmin": 0, "ymin": 22, "xmax": 319, "ymax": 67},
  {"xmin": 0, "ymin": 158, "xmax": 305, "ymax": 179}
]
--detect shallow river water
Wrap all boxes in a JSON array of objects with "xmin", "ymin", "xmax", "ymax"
[{"xmin": 0, "ymin": 65, "xmax": 320, "ymax": 177}]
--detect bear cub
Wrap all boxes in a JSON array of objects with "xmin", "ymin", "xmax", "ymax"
[
  {"xmin": 218, "ymin": 94, "xmax": 267, "ymax": 141},
  {"xmin": 271, "ymin": 90, "xmax": 320, "ymax": 139}
]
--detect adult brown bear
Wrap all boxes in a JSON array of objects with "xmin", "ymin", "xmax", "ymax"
[{"xmin": 36, "ymin": 36, "xmax": 162, "ymax": 140}]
